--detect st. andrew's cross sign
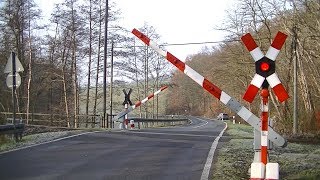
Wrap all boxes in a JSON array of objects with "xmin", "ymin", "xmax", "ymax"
[{"xmin": 241, "ymin": 32, "xmax": 289, "ymax": 103}]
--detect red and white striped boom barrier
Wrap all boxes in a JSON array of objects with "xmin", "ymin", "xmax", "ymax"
[
  {"xmin": 132, "ymin": 28, "xmax": 286, "ymax": 148},
  {"xmin": 115, "ymin": 86, "xmax": 168, "ymax": 121}
]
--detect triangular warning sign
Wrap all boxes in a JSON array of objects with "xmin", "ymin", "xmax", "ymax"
[{"xmin": 4, "ymin": 52, "xmax": 24, "ymax": 73}]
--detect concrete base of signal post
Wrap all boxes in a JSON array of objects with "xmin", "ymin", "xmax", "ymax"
[
  {"xmin": 249, "ymin": 118, "xmax": 280, "ymax": 179},
  {"xmin": 250, "ymin": 147, "xmax": 279, "ymax": 179},
  {"xmin": 250, "ymin": 161, "xmax": 279, "ymax": 180}
]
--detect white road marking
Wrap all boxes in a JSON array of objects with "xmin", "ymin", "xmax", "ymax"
[
  {"xmin": 200, "ymin": 122, "xmax": 228, "ymax": 180},
  {"xmin": 0, "ymin": 131, "xmax": 99, "ymax": 155},
  {"xmin": 115, "ymin": 131, "xmax": 216, "ymax": 138}
]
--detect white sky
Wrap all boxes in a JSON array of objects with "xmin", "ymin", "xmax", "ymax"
[{"xmin": 36, "ymin": 0, "xmax": 234, "ymax": 61}]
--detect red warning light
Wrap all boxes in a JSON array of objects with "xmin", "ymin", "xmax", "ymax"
[{"xmin": 260, "ymin": 62, "xmax": 270, "ymax": 72}]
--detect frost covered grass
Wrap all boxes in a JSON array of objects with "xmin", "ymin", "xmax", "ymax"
[{"xmin": 212, "ymin": 121, "xmax": 320, "ymax": 180}]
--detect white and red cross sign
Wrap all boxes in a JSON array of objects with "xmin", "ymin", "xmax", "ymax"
[{"xmin": 241, "ymin": 32, "xmax": 289, "ymax": 103}]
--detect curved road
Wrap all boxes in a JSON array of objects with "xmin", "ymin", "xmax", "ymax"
[{"xmin": 0, "ymin": 116, "xmax": 226, "ymax": 180}]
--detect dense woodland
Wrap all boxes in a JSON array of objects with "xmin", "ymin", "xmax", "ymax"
[
  {"xmin": 166, "ymin": 0, "xmax": 320, "ymax": 135},
  {"xmin": 0, "ymin": 0, "xmax": 319, "ymax": 135}
]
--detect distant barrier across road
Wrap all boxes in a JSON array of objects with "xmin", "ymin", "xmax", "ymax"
[{"xmin": 127, "ymin": 117, "xmax": 190, "ymax": 129}]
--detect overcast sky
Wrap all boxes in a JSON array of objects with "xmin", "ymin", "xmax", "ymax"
[{"xmin": 36, "ymin": 0, "xmax": 234, "ymax": 61}]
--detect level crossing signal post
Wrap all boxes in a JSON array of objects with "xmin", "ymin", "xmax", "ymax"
[
  {"xmin": 121, "ymin": 89, "xmax": 133, "ymax": 129},
  {"xmin": 241, "ymin": 32, "xmax": 289, "ymax": 179},
  {"xmin": 131, "ymin": 28, "xmax": 286, "ymax": 146},
  {"xmin": 114, "ymin": 86, "xmax": 168, "ymax": 127},
  {"xmin": 132, "ymin": 28, "xmax": 288, "ymax": 180}
]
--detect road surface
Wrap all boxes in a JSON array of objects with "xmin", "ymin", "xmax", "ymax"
[{"xmin": 0, "ymin": 116, "xmax": 227, "ymax": 180}]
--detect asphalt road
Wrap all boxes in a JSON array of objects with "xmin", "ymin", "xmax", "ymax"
[{"xmin": 0, "ymin": 116, "xmax": 226, "ymax": 180}]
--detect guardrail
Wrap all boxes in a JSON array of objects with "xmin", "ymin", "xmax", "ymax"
[
  {"xmin": 0, "ymin": 123, "xmax": 25, "ymax": 141},
  {"xmin": 127, "ymin": 117, "xmax": 190, "ymax": 129},
  {"xmin": 1, "ymin": 112, "xmax": 189, "ymax": 130},
  {"xmin": 1, "ymin": 112, "xmax": 101, "ymax": 128}
]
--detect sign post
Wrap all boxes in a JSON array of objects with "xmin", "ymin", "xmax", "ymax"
[{"xmin": 4, "ymin": 52, "xmax": 24, "ymax": 141}]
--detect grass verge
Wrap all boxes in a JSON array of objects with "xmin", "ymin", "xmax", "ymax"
[{"xmin": 212, "ymin": 121, "xmax": 320, "ymax": 180}]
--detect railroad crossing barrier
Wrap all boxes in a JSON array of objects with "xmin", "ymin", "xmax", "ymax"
[
  {"xmin": 128, "ymin": 117, "xmax": 189, "ymax": 129},
  {"xmin": 131, "ymin": 28, "xmax": 286, "ymax": 147},
  {"xmin": 112, "ymin": 117, "xmax": 189, "ymax": 129},
  {"xmin": 132, "ymin": 28, "xmax": 288, "ymax": 180},
  {"xmin": 114, "ymin": 86, "xmax": 168, "ymax": 125}
]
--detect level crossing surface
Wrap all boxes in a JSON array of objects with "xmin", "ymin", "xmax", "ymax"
[{"xmin": 0, "ymin": 117, "xmax": 227, "ymax": 180}]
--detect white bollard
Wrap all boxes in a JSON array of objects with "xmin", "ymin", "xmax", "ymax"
[
  {"xmin": 266, "ymin": 163, "xmax": 279, "ymax": 180},
  {"xmin": 250, "ymin": 162, "xmax": 265, "ymax": 180}
]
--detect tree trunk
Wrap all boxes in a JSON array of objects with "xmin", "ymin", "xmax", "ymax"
[
  {"xmin": 72, "ymin": 35, "xmax": 78, "ymax": 128},
  {"xmin": 61, "ymin": 33, "xmax": 70, "ymax": 128},
  {"xmin": 85, "ymin": 0, "xmax": 93, "ymax": 127},
  {"xmin": 93, "ymin": 0, "xmax": 103, "ymax": 118}
]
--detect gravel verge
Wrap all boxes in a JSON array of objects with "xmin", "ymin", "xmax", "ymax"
[{"xmin": 212, "ymin": 121, "xmax": 320, "ymax": 180}]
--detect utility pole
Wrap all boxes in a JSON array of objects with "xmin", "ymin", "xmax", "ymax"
[
  {"xmin": 293, "ymin": 26, "xmax": 298, "ymax": 134},
  {"xmin": 103, "ymin": 0, "xmax": 109, "ymax": 128},
  {"xmin": 292, "ymin": 2, "xmax": 298, "ymax": 134}
]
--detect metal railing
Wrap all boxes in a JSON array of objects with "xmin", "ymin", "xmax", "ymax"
[
  {"xmin": 1, "ymin": 112, "xmax": 189, "ymax": 129},
  {"xmin": 1, "ymin": 112, "xmax": 101, "ymax": 128}
]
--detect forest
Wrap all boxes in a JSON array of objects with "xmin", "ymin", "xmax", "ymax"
[
  {"xmin": 0, "ymin": 0, "xmax": 319, "ymax": 135},
  {"xmin": 166, "ymin": 0, "xmax": 320, "ymax": 135}
]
